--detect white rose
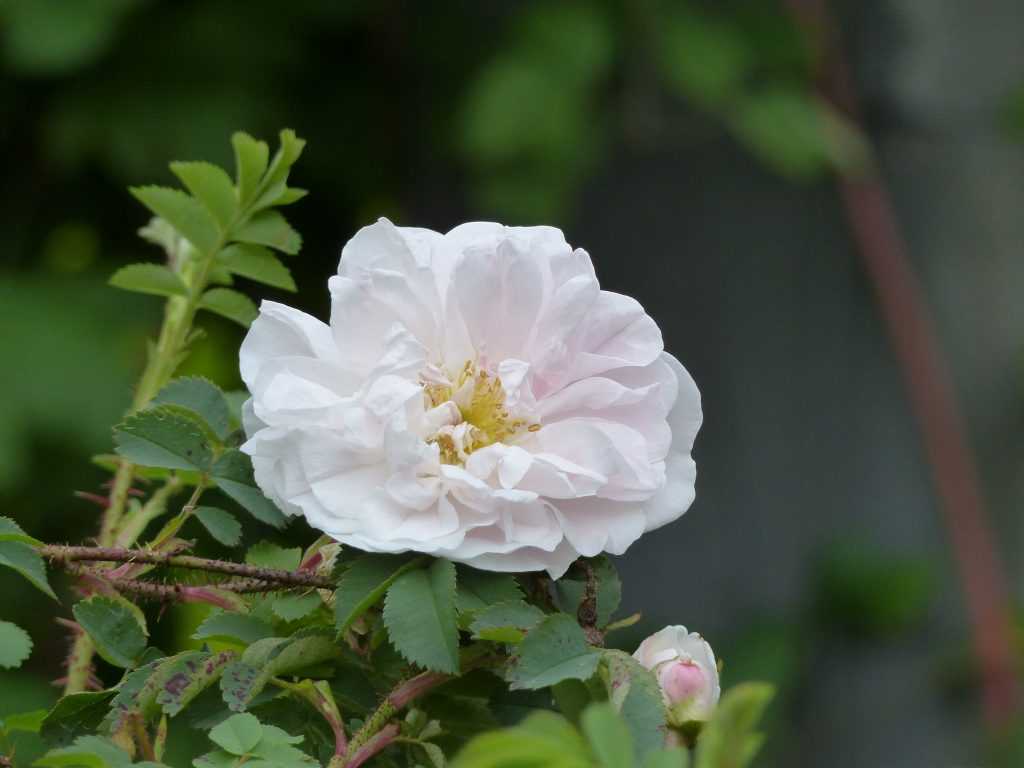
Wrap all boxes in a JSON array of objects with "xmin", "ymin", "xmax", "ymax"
[
  {"xmin": 239, "ymin": 219, "xmax": 702, "ymax": 577},
  {"xmin": 633, "ymin": 625, "xmax": 720, "ymax": 724}
]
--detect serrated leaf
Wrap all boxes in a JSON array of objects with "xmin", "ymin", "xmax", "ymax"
[
  {"xmin": 582, "ymin": 703, "xmax": 634, "ymax": 768},
  {"xmin": 193, "ymin": 612, "xmax": 275, "ymax": 645},
  {"xmin": 40, "ymin": 691, "xmax": 116, "ymax": 747},
  {"xmin": 232, "ymin": 132, "xmax": 270, "ymax": 206},
  {"xmin": 271, "ymin": 593, "xmax": 321, "ymax": 621},
  {"xmin": 35, "ymin": 735, "xmax": 138, "ymax": 767},
  {"xmin": 152, "ymin": 377, "xmax": 231, "ymax": 439},
  {"xmin": 0, "ymin": 540, "xmax": 56, "ymax": 599},
  {"xmin": 199, "ymin": 288, "xmax": 258, "ymax": 327},
  {"xmin": 156, "ymin": 650, "xmax": 236, "ymax": 716},
  {"xmin": 210, "ymin": 713, "xmax": 262, "ymax": 755},
  {"xmin": 217, "ymin": 243, "xmax": 296, "ymax": 291},
  {"xmin": 254, "ymin": 129, "xmax": 306, "ymax": 203},
  {"xmin": 193, "ymin": 506, "xmax": 242, "ymax": 546},
  {"xmin": 470, "ymin": 601, "xmax": 545, "ymax": 643},
  {"xmin": 334, "ymin": 554, "xmax": 422, "ymax": 635},
  {"xmin": 694, "ymin": 683, "xmax": 774, "ymax": 768},
  {"xmin": 508, "ymin": 614, "xmax": 600, "ymax": 690},
  {"xmin": 0, "ymin": 620, "xmax": 32, "ymax": 669},
  {"xmin": 246, "ymin": 541, "xmax": 300, "ymax": 570},
  {"xmin": 234, "ymin": 210, "xmax": 301, "ymax": 255},
  {"xmin": 211, "ymin": 450, "xmax": 286, "ymax": 528},
  {"xmin": 114, "ymin": 404, "xmax": 215, "ymax": 471},
  {"xmin": 170, "ymin": 161, "xmax": 237, "ymax": 230},
  {"xmin": 0, "ymin": 516, "xmax": 42, "ymax": 545},
  {"xmin": 130, "ymin": 185, "xmax": 219, "ymax": 254},
  {"xmin": 455, "ymin": 567, "xmax": 522, "ymax": 615},
  {"xmin": 72, "ymin": 595, "xmax": 148, "ymax": 668},
  {"xmin": 221, "ymin": 632, "xmax": 341, "ymax": 711},
  {"xmin": 383, "ymin": 558, "xmax": 459, "ymax": 674},
  {"xmin": 601, "ymin": 651, "xmax": 667, "ymax": 763},
  {"xmin": 109, "ymin": 263, "xmax": 188, "ymax": 298}
]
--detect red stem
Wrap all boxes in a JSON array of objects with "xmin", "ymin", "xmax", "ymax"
[
  {"xmin": 346, "ymin": 724, "xmax": 400, "ymax": 768},
  {"xmin": 786, "ymin": 0, "xmax": 1019, "ymax": 725}
]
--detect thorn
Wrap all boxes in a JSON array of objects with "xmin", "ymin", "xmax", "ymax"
[
  {"xmin": 55, "ymin": 617, "xmax": 82, "ymax": 634},
  {"xmin": 74, "ymin": 491, "xmax": 110, "ymax": 509}
]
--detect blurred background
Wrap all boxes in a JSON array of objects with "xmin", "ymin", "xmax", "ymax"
[{"xmin": 2, "ymin": 0, "xmax": 1024, "ymax": 765}]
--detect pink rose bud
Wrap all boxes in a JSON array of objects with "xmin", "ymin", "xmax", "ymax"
[
  {"xmin": 658, "ymin": 660, "xmax": 708, "ymax": 704},
  {"xmin": 633, "ymin": 625, "xmax": 720, "ymax": 725}
]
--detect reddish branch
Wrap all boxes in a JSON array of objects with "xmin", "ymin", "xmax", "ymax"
[
  {"xmin": 786, "ymin": 0, "xmax": 1019, "ymax": 724},
  {"xmin": 42, "ymin": 545, "xmax": 333, "ymax": 589}
]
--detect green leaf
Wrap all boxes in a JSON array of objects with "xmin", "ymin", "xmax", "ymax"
[
  {"xmin": 231, "ymin": 132, "xmax": 270, "ymax": 207},
  {"xmin": 658, "ymin": 9, "xmax": 751, "ymax": 108},
  {"xmin": 470, "ymin": 601, "xmax": 545, "ymax": 643},
  {"xmin": 0, "ymin": 540, "xmax": 56, "ymax": 599},
  {"xmin": 246, "ymin": 541, "xmax": 301, "ymax": 570},
  {"xmin": 40, "ymin": 691, "xmax": 117, "ymax": 747},
  {"xmin": 455, "ymin": 566, "xmax": 523, "ymax": 615},
  {"xmin": 643, "ymin": 750, "xmax": 689, "ymax": 768},
  {"xmin": 72, "ymin": 595, "xmax": 148, "ymax": 668},
  {"xmin": 211, "ymin": 450, "xmax": 287, "ymax": 528},
  {"xmin": 508, "ymin": 614, "xmax": 600, "ymax": 690},
  {"xmin": 193, "ymin": 612, "xmax": 275, "ymax": 646},
  {"xmin": 152, "ymin": 376, "xmax": 232, "ymax": 439},
  {"xmin": 383, "ymin": 558, "xmax": 460, "ymax": 674},
  {"xmin": 209, "ymin": 712, "xmax": 263, "ymax": 755},
  {"xmin": 582, "ymin": 703, "xmax": 634, "ymax": 768},
  {"xmin": 35, "ymin": 735, "xmax": 138, "ymax": 767},
  {"xmin": 0, "ymin": 515, "xmax": 42, "ymax": 545},
  {"xmin": 130, "ymin": 185, "xmax": 220, "ymax": 254},
  {"xmin": 2, "ymin": 709, "xmax": 46, "ymax": 737},
  {"xmin": 194, "ymin": 506, "xmax": 242, "ymax": 547},
  {"xmin": 217, "ymin": 243, "xmax": 296, "ymax": 291},
  {"xmin": 170, "ymin": 161, "xmax": 238, "ymax": 230},
  {"xmin": 334, "ymin": 554, "xmax": 422, "ymax": 635},
  {"xmin": 109, "ymin": 263, "xmax": 188, "ymax": 298},
  {"xmin": 155, "ymin": 650, "xmax": 236, "ymax": 716},
  {"xmin": 220, "ymin": 632, "xmax": 341, "ymax": 711},
  {"xmin": 728, "ymin": 88, "xmax": 868, "ymax": 180},
  {"xmin": 451, "ymin": 711, "xmax": 591, "ymax": 768},
  {"xmin": 0, "ymin": 620, "xmax": 32, "ymax": 669},
  {"xmin": 601, "ymin": 651, "xmax": 666, "ymax": 763},
  {"xmin": 694, "ymin": 683, "xmax": 774, "ymax": 768},
  {"xmin": 234, "ymin": 210, "xmax": 302, "ymax": 255},
  {"xmin": 252, "ymin": 129, "xmax": 307, "ymax": 210},
  {"xmin": 199, "ymin": 288, "xmax": 258, "ymax": 327},
  {"xmin": 271, "ymin": 593, "xmax": 322, "ymax": 622},
  {"xmin": 114, "ymin": 404, "xmax": 215, "ymax": 471},
  {"xmin": 275, "ymin": 188, "xmax": 309, "ymax": 206}
]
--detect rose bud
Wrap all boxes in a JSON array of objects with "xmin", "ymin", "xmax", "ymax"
[{"xmin": 633, "ymin": 625, "xmax": 720, "ymax": 726}]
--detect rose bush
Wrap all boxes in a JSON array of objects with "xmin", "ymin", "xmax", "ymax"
[
  {"xmin": 240, "ymin": 219, "xmax": 702, "ymax": 577},
  {"xmin": 0, "ymin": 133, "xmax": 774, "ymax": 768}
]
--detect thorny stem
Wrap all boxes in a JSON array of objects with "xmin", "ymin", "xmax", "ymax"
[
  {"xmin": 67, "ymin": 214, "xmax": 237, "ymax": 693},
  {"xmin": 342, "ymin": 672, "xmax": 452, "ymax": 766},
  {"xmin": 42, "ymin": 546, "xmax": 333, "ymax": 588}
]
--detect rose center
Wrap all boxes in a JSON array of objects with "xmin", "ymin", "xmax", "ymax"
[{"xmin": 420, "ymin": 360, "xmax": 537, "ymax": 464}]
